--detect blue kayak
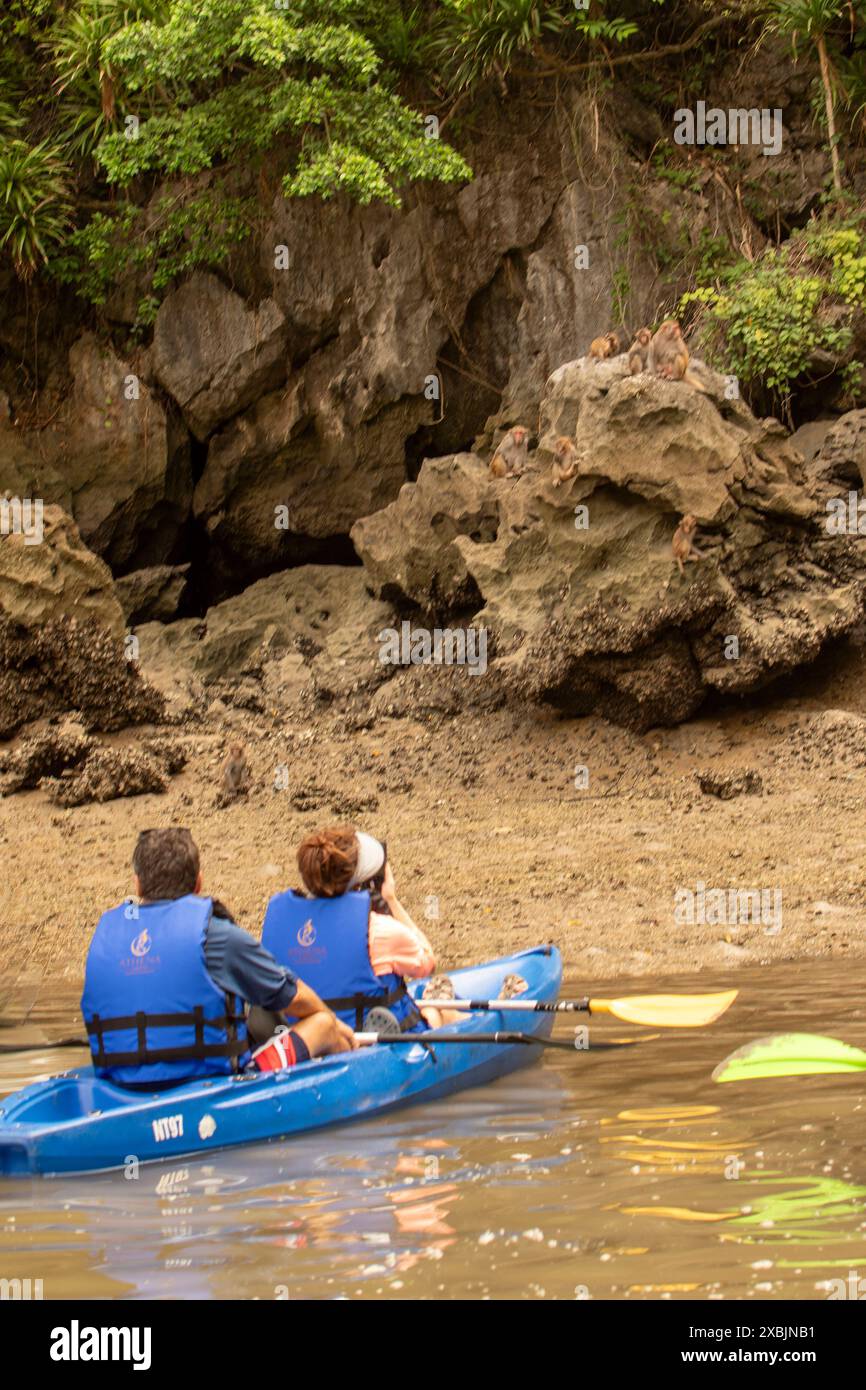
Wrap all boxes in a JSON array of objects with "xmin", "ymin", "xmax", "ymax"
[{"xmin": 0, "ymin": 946, "xmax": 561, "ymax": 1176}]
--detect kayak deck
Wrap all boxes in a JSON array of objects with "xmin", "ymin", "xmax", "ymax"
[{"xmin": 0, "ymin": 946, "xmax": 562, "ymax": 1176}]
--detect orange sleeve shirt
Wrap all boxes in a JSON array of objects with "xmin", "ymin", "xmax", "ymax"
[{"xmin": 368, "ymin": 911, "xmax": 436, "ymax": 979}]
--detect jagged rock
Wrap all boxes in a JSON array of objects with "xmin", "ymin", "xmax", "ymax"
[
  {"xmin": 288, "ymin": 783, "xmax": 333, "ymax": 813},
  {"xmin": 806, "ymin": 411, "xmax": 866, "ymax": 490},
  {"xmin": 140, "ymin": 734, "xmax": 189, "ymax": 776},
  {"xmin": 192, "ymin": 381, "xmax": 414, "ymax": 589},
  {"xmin": 788, "ymin": 708, "xmax": 866, "ymax": 770},
  {"xmin": 351, "ymin": 357, "xmax": 866, "ymax": 730},
  {"xmin": 0, "ymin": 504, "xmax": 123, "ymax": 635},
  {"xmin": 697, "ymin": 768, "xmax": 764, "ymax": 799},
  {"xmin": 353, "ymin": 453, "xmax": 497, "ymax": 614},
  {"xmin": 0, "ymin": 335, "xmax": 191, "ymax": 569},
  {"xmin": 116, "ymin": 564, "xmax": 190, "ymax": 623},
  {"xmin": 789, "ymin": 419, "xmax": 838, "ymax": 468},
  {"xmin": 0, "ymin": 615, "xmax": 165, "ymax": 740},
  {"xmin": 329, "ymin": 790, "xmax": 379, "ymax": 818},
  {"xmin": 42, "ymin": 747, "xmax": 168, "ymax": 806},
  {"xmin": 189, "ymin": 150, "xmax": 587, "ymax": 578},
  {"xmin": 152, "ymin": 272, "xmax": 288, "ymax": 440},
  {"xmin": 0, "ymin": 727, "xmax": 91, "ymax": 792},
  {"xmin": 137, "ymin": 566, "xmax": 392, "ymax": 706}
]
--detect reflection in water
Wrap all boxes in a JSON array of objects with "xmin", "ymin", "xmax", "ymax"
[{"xmin": 2, "ymin": 958, "xmax": 866, "ymax": 1299}]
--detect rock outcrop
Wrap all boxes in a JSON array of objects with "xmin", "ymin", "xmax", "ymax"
[
  {"xmin": 352, "ymin": 354, "xmax": 866, "ymax": 730},
  {"xmin": 136, "ymin": 564, "xmax": 393, "ymax": 708},
  {"xmin": 0, "ymin": 617, "xmax": 165, "ymax": 740},
  {"xmin": 116, "ymin": 564, "xmax": 191, "ymax": 624},
  {"xmin": 152, "ymin": 273, "xmax": 288, "ymax": 441},
  {"xmin": 0, "ymin": 504, "xmax": 123, "ymax": 635},
  {"xmin": 0, "ymin": 335, "xmax": 191, "ymax": 570}
]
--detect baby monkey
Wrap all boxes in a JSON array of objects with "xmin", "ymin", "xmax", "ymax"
[
  {"xmin": 222, "ymin": 743, "xmax": 251, "ymax": 798},
  {"xmin": 628, "ymin": 327, "xmax": 652, "ymax": 375},
  {"xmin": 551, "ymin": 435, "xmax": 580, "ymax": 486},
  {"xmin": 672, "ymin": 515, "xmax": 700, "ymax": 575},
  {"xmin": 489, "ymin": 425, "xmax": 529, "ymax": 478},
  {"xmin": 588, "ymin": 331, "xmax": 620, "ymax": 360}
]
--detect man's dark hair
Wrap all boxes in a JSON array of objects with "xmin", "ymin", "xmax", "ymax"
[{"xmin": 133, "ymin": 828, "xmax": 200, "ymax": 900}]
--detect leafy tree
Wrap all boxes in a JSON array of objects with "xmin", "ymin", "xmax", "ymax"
[
  {"xmin": 95, "ymin": 0, "xmax": 471, "ymax": 205},
  {"xmin": 1, "ymin": 0, "xmax": 473, "ymax": 306}
]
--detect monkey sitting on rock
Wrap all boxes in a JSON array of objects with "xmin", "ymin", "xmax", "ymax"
[
  {"xmin": 649, "ymin": 320, "xmax": 707, "ymax": 392},
  {"xmin": 551, "ymin": 436, "xmax": 580, "ymax": 486},
  {"xmin": 489, "ymin": 425, "xmax": 530, "ymax": 478},
  {"xmin": 587, "ymin": 331, "xmax": 620, "ymax": 360},
  {"xmin": 627, "ymin": 327, "xmax": 652, "ymax": 375}
]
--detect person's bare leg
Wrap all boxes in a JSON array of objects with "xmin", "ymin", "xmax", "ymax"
[{"xmin": 292, "ymin": 1011, "xmax": 353, "ymax": 1058}]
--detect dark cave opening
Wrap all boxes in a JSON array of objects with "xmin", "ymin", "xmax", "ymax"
[{"xmin": 167, "ymin": 518, "xmax": 362, "ymax": 619}]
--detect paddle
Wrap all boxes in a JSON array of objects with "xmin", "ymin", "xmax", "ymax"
[
  {"xmin": 419, "ymin": 988, "xmax": 738, "ymax": 1029},
  {"xmin": 0, "ymin": 1031, "xmax": 653, "ymax": 1057},
  {"xmin": 355, "ymin": 1030, "xmax": 638, "ymax": 1051},
  {"xmin": 0, "ymin": 987, "xmax": 737, "ymax": 1053},
  {"xmin": 713, "ymin": 1032, "xmax": 866, "ymax": 1084}
]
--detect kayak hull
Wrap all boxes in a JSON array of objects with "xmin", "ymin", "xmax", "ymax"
[{"xmin": 0, "ymin": 946, "xmax": 561, "ymax": 1176}]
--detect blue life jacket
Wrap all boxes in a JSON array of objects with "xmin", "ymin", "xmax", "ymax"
[
  {"xmin": 81, "ymin": 895, "xmax": 249, "ymax": 1087},
  {"xmin": 261, "ymin": 889, "xmax": 424, "ymax": 1031}
]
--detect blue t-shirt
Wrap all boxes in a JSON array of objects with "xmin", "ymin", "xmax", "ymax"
[{"xmin": 204, "ymin": 914, "xmax": 298, "ymax": 1013}]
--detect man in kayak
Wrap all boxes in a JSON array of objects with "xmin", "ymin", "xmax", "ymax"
[
  {"xmin": 260, "ymin": 825, "xmax": 459, "ymax": 1033},
  {"xmin": 81, "ymin": 827, "xmax": 355, "ymax": 1089}
]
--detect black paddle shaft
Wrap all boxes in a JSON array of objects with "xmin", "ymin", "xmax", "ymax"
[
  {"xmin": 367, "ymin": 1030, "xmax": 584, "ymax": 1051},
  {"xmin": 457, "ymin": 999, "xmax": 592, "ymax": 1013}
]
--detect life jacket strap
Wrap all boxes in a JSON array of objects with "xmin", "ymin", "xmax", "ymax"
[
  {"xmin": 87, "ymin": 999, "xmax": 248, "ymax": 1069},
  {"xmin": 322, "ymin": 978, "xmax": 423, "ymax": 1031}
]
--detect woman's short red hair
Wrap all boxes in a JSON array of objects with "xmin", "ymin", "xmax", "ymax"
[{"xmin": 297, "ymin": 824, "xmax": 358, "ymax": 897}]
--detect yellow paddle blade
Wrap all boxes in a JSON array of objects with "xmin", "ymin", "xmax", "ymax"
[{"xmin": 589, "ymin": 989, "xmax": 738, "ymax": 1028}]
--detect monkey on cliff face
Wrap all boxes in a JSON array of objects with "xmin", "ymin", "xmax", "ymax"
[
  {"xmin": 489, "ymin": 425, "xmax": 529, "ymax": 478},
  {"xmin": 649, "ymin": 320, "xmax": 707, "ymax": 391},
  {"xmin": 222, "ymin": 744, "xmax": 251, "ymax": 798},
  {"xmin": 628, "ymin": 327, "xmax": 652, "ymax": 375},
  {"xmin": 588, "ymin": 331, "xmax": 620, "ymax": 360},
  {"xmin": 551, "ymin": 436, "xmax": 580, "ymax": 486},
  {"xmin": 672, "ymin": 515, "xmax": 700, "ymax": 575}
]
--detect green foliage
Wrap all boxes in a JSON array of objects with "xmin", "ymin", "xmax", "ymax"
[
  {"xmin": 439, "ymin": 0, "xmax": 572, "ymax": 90},
  {"xmin": 762, "ymin": 0, "xmax": 851, "ymax": 47},
  {"xmin": 51, "ymin": 188, "xmax": 256, "ymax": 327},
  {"xmin": 438, "ymin": 0, "xmax": 644, "ymax": 91},
  {"xmin": 96, "ymin": 0, "xmax": 470, "ymax": 205},
  {"xmin": 0, "ymin": 0, "xmax": 472, "ymax": 302},
  {"xmin": 0, "ymin": 138, "xmax": 72, "ymax": 278},
  {"xmin": 49, "ymin": 0, "xmax": 167, "ymax": 160},
  {"xmin": 650, "ymin": 146, "xmax": 701, "ymax": 192},
  {"xmin": 681, "ymin": 217, "xmax": 866, "ymax": 402}
]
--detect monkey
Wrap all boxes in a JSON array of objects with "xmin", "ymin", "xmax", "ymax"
[
  {"xmin": 489, "ymin": 425, "xmax": 529, "ymax": 479},
  {"xmin": 222, "ymin": 744, "xmax": 251, "ymax": 798},
  {"xmin": 588, "ymin": 331, "xmax": 620, "ymax": 360},
  {"xmin": 627, "ymin": 327, "xmax": 652, "ymax": 375},
  {"xmin": 672, "ymin": 515, "xmax": 700, "ymax": 575},
  {"xmin": 551, "ymin": 435, "xmax": 580, "ymax": 486},
  {"xmin": 649, "ymin": 320, "xmax": 707, "ymax": 391}
]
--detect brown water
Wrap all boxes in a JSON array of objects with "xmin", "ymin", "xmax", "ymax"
[{"xmin": 1, "ymin": 959, "xmax": 865, "ymax": 1301}]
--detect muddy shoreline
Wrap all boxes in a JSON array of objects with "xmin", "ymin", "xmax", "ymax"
[{"xmin": 2, "ymin": 634, "xmax": 866, "ymax": 989}]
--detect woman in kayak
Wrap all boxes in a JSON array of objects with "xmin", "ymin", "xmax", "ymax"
[
  {"xmin": 260, "ymin": 825, "xmax": 459, "ymax": 1035},
  {"xmin": 81, "ymin": 827, "xmax": 356, "ymax": 1089}
]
